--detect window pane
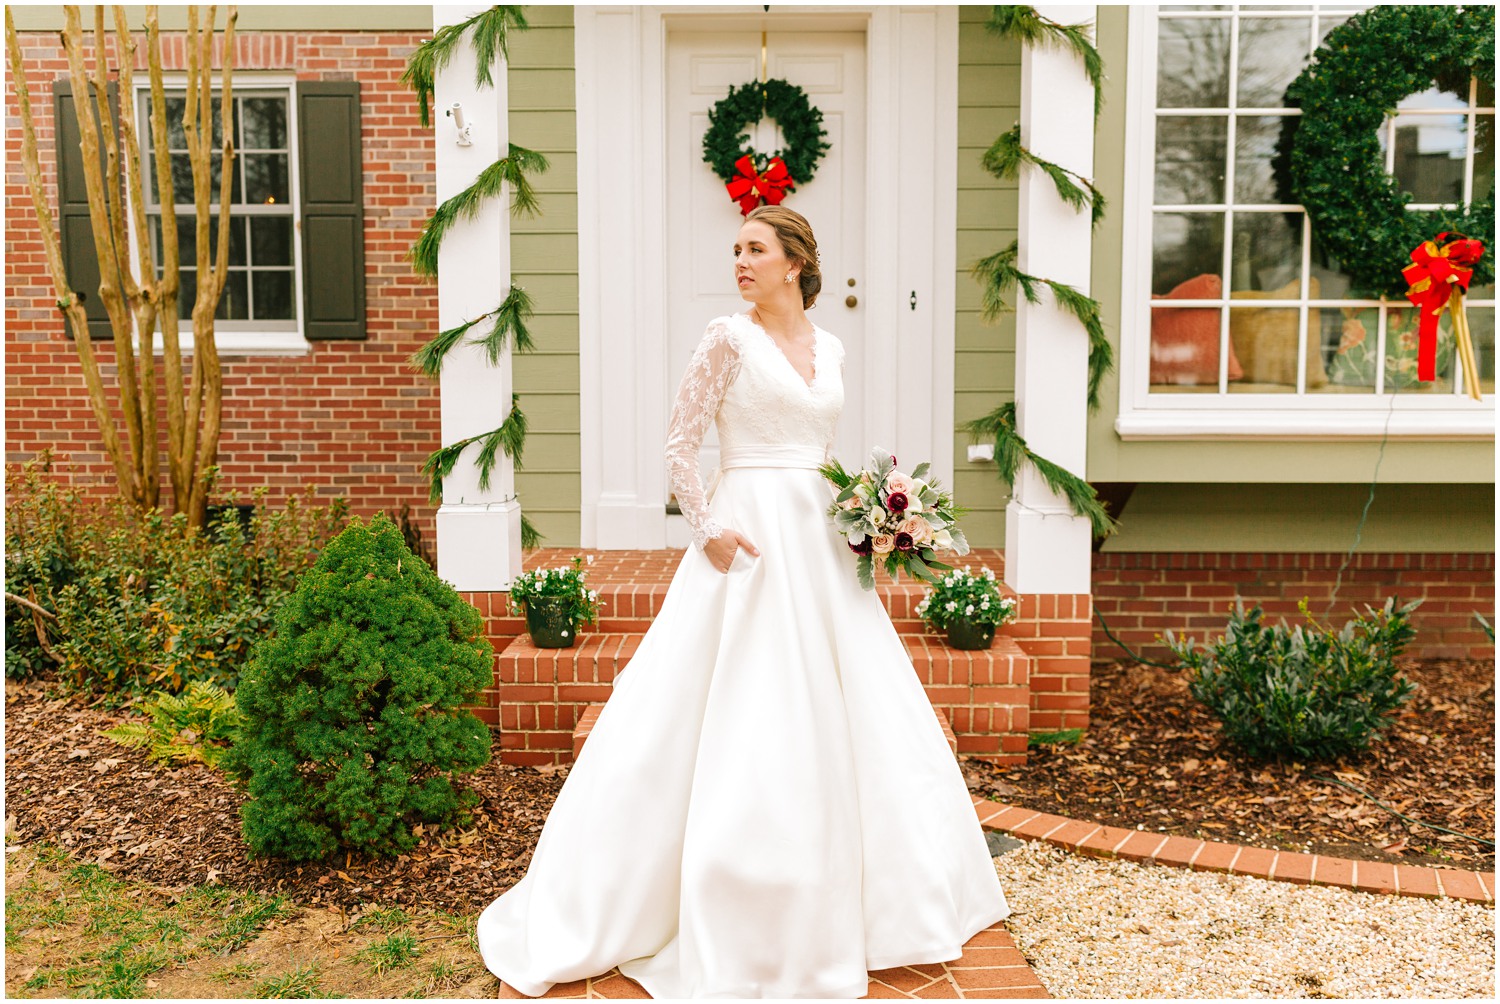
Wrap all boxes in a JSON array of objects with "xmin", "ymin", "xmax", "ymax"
[
  {"xmin": 1474, "ymin": 114, "xmax": 1494, "ymax": 204},
  {"xmin": 1153, "ymin": 212, "xmax": 1223, "ymax": 295},
  {"xmin": 1155, "ymin": 117, "xmax": 1227, "ymax": 204},
  {"xmin": 250, "ymin": 216, "xmax": 294, "ymax": 267},
  {"xmin": 1234, "ymin": 115, "xmax": 1297, "ymax": 203},
  {"xmin": 176, "ymin": 270, "xmax": 195, "ymax": 320},
  {"xmin": 1322, "ymin": 307, "xmax": 1380, "ymax": 392},
  {"xmin": 243, "ymin": 153, "xmax": 290, "ymax": 206},
  {"xmin": 1226, "ymin": 305, "xmax": 1302, "ymax": 393},
  {"xmin": 161, "ymin": 96, "xmax": 187, "ymax": 150},
  {"xmin": 1150, "ymin": 304, "xmax": 1227, "ymax": 392},
  {"xmin": 1307, "ymin": 248, "xmax": 1357, "ymax": 301},
  {"xmin": 241, "ymin": 97, "xmax": 288, "ymax": 150},
  {"xmin": 217, "ymin": 270, "xmax": 250, "ymax": 322},
  {"xmin": 1468, "ymin": 307, "xmax": 1495, "ymax": 396},
  {"xmin": 1392, "ymin": 113, "xmax": 1467, "ymax": 203},
  {"xmin": 174, "ymin": 215, "xmax": 247, "ymax": 268},
  {"xmin": 1235, "ymin": 17, "xmax": 1310, "ymax": 109},
  {"xmin": 1157, "ymin": 18, "xmax": 1230, "ymax": 108},
  {"xmin": 1384, "ymin": 305, "xmax": 1454, "ymax": 393},
  {"xmin": 1231, "ymin": 212, "xmax": 1302, "ymax": 294},
  {"xmin": 252, "ymin": 271, "xmax": 294, "ymax": 321},
  {"xmin": 1480, "ymin": 79, "xmax": 1496, "ymax": 110},
  {"xmin": 1397, "ymin": 83, "xmax": 1470, "ymax": 112}
]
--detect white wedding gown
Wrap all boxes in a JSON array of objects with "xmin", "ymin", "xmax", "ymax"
[{"xmin": 476, "ymin": 312, "xmax": 1010, "ymax": 998}]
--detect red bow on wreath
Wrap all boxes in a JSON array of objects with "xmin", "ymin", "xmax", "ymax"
[
  {"xmin": 725, "ymin": 155, "xmax": 795, "ymax": 216},
  {"xmin": 1401, "ymin": 232, "xmax": 1483, "ymax": 382}
]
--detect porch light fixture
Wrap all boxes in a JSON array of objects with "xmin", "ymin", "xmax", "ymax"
[{"xmin": 446, "ymin": 102, "xmax": 473, "ymax": 147}]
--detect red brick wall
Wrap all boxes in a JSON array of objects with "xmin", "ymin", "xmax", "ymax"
[
  {"xmin": 5, "ymin": 30, "xmax": 440, "ymax": 541},
  {"xmin": 1093, "ymin": 552, "xmax": 1496, "ymax": 662}
]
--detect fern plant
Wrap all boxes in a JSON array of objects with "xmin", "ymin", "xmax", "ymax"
[{"xmin": 102, "ymin": 680, "xmax": 243, "ymax": 769}]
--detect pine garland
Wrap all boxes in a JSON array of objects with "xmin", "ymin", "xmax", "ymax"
[
  {"xmin": 420, "ymin": 396, "xmax": 539, "ymax": 549},
  {"xmin": 410, "ymin": 285, "xmax": 535, "ymax": 378},
  {"xmin": 983, "ymin": 124, "xmax": 1105, "ymax": 228},
  {"xmin": 970, "ymin": 241, "xmax": 1113, "ymax": 411},
  {"xmin": 410, "ymin": 147, "xmax": 549, "ymax": 278},
  {"xmin": 401, "ymin": 6, "xmax": 529, "ymax": 128},
  {"xmin": 986, "ymin": 5, "xmax": 1104, "ymax": 118},
  {"xmin": 962, "ymin": 402, "xmax": 1118, "ymax": 539}
]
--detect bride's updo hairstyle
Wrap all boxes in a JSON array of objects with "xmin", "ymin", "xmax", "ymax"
[{"xmin": 745, "ymin": 205, "xmax": 822, "ymax": 309}]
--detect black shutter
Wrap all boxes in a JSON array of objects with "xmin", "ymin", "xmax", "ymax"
[
  {"xmin": 296, "ymin": 81, "xmax": 366, "ymax": 340},
  {"xmin": 53, "ymin": 78, "xmax": 118, "ymax": 340}
]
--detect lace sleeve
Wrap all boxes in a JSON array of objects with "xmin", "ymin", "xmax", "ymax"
[{"xmin": 665, "ymin": 319, "xmax": 743, "ymax": 550}]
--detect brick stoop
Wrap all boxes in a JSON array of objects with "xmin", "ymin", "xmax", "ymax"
[
  {"xmin": 574, "ymin": 703, "xmax": 962, "ymax": 761},
  {"xmin": 972, "ymin": 798, "xmax": 1497, "ymax": 905},
  {"xmin": 467, "ymin": 548, "xmax": 1091, "ymax": 767}
]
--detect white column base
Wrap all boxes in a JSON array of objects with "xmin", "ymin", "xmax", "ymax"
[
  {"xmin": 1004, "ymin": 496, "xmax": 1092, "ymax": 595},
  {"xmin": 588, "ymin": 495, "xmax": 668, "ymax": 550},
  {"xmin": 436, "ymin": 501, "xmax": 525, "ymax": 591}
]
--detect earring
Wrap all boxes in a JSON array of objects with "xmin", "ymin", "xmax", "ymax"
[{"xmin": 784, "ymin": 273, "xmax": 795, "ymax": 283}]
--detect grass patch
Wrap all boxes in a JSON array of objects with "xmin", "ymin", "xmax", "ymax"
[
  {"xmin": 209, "ymin": 961, "xmax": 265, "ymax": 984},
  {"xmin": 359, "ymin": 932, "xmax": 422, "ymax": 974},
  {"xmin": 204, "ymin": 893, "xmax": 289, "ymax": 953},
  {"xmin": 351, "ymin": 906, "xmax": 410, "ymax": 932},
  {"xmin": 254, "ymin": 963, "xmax": 328, "ymax": 998}
]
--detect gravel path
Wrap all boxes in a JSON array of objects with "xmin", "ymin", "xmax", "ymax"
[{"xmin": 994, "ymin": 841, "xmax": 1495, "ymax": 999}]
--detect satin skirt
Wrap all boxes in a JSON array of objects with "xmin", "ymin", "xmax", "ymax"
[{"xmin": 475, "ymin": 463, "xmax": 1011, "ymax": 999}]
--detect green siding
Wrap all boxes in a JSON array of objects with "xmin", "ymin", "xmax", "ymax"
[
  {"xmin": 1087, "ymin": 6, "xmax": 1493, "ymax": 552},
  {"xmin": 953, "ymin": 7, "xmax": 1023, "ymax": 549},
  {"xmin": 1103, "ymin": 484, "xmax": 1494, "ymax": 553},
  {"xmin": 508, "ymin": 6, "xmax": 581, "ymax": 546}
]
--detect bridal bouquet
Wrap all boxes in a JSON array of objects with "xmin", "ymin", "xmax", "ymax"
[{"xmin": 816, "ymin": 446, "xmax": 971, "ymax": 591}]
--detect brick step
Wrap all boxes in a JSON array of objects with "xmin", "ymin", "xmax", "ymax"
[
  {"xmin": 495, "ymin": 631, "xmax": 1031, "ymax": 765},
  {"xmin": 574, "ymin": 702, "xmax": 960, "ymax": 761}
]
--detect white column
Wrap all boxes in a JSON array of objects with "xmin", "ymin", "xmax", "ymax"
[
  {"xmin": 1005, "ymin": 4, "xmax": 1096, "ymax": 595},
  {"xmin": 434, "ymin": 4, "xmax": 524, "ymax": 589}
]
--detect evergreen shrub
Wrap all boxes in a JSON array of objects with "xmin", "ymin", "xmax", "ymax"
[
  {"xmin": 225, "ymin": 513, "xmax": 494, "ymax": 861},
  {"xmin": 1167, "ymin": 596, "xmax": 1421, "ymax": 762}
]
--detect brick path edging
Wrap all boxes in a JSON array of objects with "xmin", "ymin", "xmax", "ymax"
[{"xmin": 972, "ymin": 798, "xmax": 1496, "ymax": 905}]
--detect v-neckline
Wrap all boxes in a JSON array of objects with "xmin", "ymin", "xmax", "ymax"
[{"xmin": 739, "ymin": 313, "xmax": 821, "ymax": 390}]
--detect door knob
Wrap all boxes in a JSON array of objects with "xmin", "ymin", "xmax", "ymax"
[{"xmin": 845, "ymin": 295, "xmax": 858, "ymax": 308}]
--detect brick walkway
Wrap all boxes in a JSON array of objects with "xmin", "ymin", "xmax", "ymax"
[
  {"xmin": 496, "ymin": 922, "xmax": 1048, "ymax": 999},
  {"xmin": 972, "ymin": 798, "xmax": 1495, "ymax": 904}
]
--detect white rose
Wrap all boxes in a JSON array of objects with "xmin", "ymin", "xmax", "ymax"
[{"xmin": 965, "ymin": 604, "xmax": 974, "ymax": 616}]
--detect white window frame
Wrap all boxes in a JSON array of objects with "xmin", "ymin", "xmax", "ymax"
[
  {"xmin": 1118, "ymin": 5, "xmax": 1494, "ymax": 441},
  {"xmin": 127, "ymin": 72, "xmax": 310, "ymax": 357}
]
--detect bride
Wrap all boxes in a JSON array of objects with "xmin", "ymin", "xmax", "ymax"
[{"xmin": 476, "ymin": 205, "xmax": 1010, "ymax": 998}]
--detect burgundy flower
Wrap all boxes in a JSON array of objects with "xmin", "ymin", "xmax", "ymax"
[
  {"xmin": 894, "ymin": 532, "xmax": 915, "ymax": 552},
  {"xmin": 886, "ymin": 491, "xmax": 908, "ymax": 513},
  {"xmin": 848, "ymin": 537, "xmax": 873, "ymax": 555}
]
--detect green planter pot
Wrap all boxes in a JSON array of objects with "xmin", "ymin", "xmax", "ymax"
[
  {"xmin": 524, "ymin": 596, "xmax": 579, "ymax": 648},
  {"xmin": 946, "ymin": 617, "xmax": 996, "ymax": 650}
]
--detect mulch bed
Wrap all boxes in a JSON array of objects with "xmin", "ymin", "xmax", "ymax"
[
  {"xmin": 6, "ymin": 656, "xmax": 1493, "ymax": 920},
  {"xmin": 3, "ymin": 678, "xmax": 569, "ymax": 916},
  {"xmin": 963, "ymin": 658, "xmax": 1496, "ymax": 871}
]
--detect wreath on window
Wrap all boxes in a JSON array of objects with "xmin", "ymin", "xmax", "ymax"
[
  {"xmin": 1281, "ymin": 4, "xmax": 1494, "ymax": 296},
  {"xmin": 702, "ymin": 79, "xmax": 831, "ymax": 215}
]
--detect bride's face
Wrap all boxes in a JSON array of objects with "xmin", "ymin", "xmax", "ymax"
[{"xmin": 732, "ymin": 220, "xmax": 798, "ymax": 304}]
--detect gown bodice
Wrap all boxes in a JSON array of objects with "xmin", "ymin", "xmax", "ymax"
[{"xmin": 665, "ymin": 312, "xmax": 846, "ymax": 549}]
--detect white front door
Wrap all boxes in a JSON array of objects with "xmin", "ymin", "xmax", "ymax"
[
  {"xmin": 575, "ymin": 6, "xmax": 957, "ymax": 550},
  {"xmin": 664, "ymin": 30, "xmax": 868, "ymax": 543}
]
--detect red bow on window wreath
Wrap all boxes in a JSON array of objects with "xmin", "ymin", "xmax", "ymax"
[
  {"xmin": 725, "ymin": 155, "xmax": 794, "ymax": 216},
  {"xmin": 1402, "ymin": 232, "xmax": 1484, "ymax": 398}
]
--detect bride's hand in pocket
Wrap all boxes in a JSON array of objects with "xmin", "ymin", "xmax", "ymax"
[{"xmin": 705, "ymin": 529, "xmax": 760, "ymax": 574}]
